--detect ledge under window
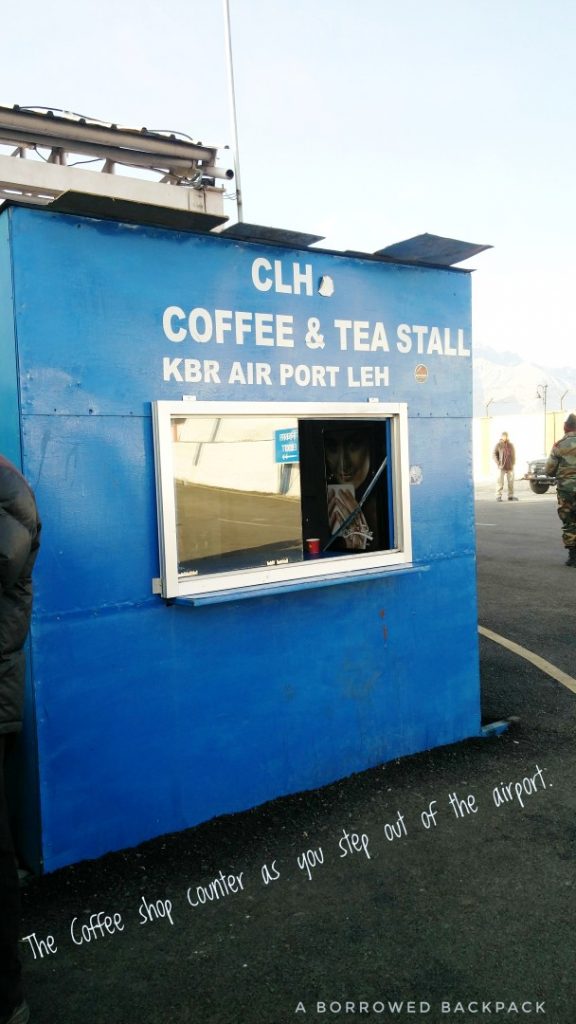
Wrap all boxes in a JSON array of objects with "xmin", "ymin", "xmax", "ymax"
[{"xmin": 171, "ymin": 563, "xmax": 428, "ymax": 606}]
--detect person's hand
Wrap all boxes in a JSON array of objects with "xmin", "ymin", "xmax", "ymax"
[
  {"xmin": 344, "ymin": 516, "xmax": 371, "ymax": 550},
  {"xmin": 327, "ymin": 486, "xmax": 359, "ymax": 534},
  {"xmin": 327, "ymin": 487, "xmax": 371, "ymax": 550}
]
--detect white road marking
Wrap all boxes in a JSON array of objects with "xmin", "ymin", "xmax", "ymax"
[{"xmin": 479, "ymin": 625, "xmax": 576, "ymax": 695}]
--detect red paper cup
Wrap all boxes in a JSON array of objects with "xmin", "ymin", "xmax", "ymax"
[{"xmin": 306, "ymin": 538, "xmax": 321, "ymax": 557}]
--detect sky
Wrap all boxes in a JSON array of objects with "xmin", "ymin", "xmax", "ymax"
[{"xmin": 1, "ymin": 0, "xmax": 575, "ymax": 368}]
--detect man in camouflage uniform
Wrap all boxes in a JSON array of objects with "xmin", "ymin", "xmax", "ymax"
[{"xmin": 545, "ymin": 413, "xmax": 576, "ymax": 567}]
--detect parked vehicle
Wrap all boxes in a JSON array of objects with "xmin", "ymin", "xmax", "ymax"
[{"xmin": 524, "ymin": 457, "xmax": 556, "ymax": 494}]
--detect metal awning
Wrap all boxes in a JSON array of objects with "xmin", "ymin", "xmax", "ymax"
[
  {"xmin": 217, "ymin": 222, "xmax": 324, "ymax": 247},
  {"xmin": 372, "ymin": 232, "xmax": 492, "ymax": 266}
]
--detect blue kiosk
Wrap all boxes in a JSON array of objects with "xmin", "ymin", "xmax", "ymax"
[{"xmin": 0, "ymin": 116, "xmax": 489, "ymax": 873}]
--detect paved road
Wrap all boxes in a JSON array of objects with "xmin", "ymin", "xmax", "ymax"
[
  {"xmin": 18, "ymin": 491, "xmax": 575, "ymax": 1024},
  {"xmin": 476, "ymin": 479, "xmax": 574, "ymax": 676}
]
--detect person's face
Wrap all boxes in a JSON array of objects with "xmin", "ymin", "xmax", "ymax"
[
  {"xmin": 324, "ymin": 430, "xmax": 370, "ymax": 488},
  {"xmin": 501, "ymin": 433, "xmax": 508, "ymax": 441}
]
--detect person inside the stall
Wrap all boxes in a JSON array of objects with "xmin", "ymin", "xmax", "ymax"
[{"xmin": 323, "ymin": 424, "xmax": 387, "ymax": 553}]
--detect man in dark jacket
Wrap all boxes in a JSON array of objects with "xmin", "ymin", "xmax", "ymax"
[
  {"xmin": 545, "ymin": 413, "xmax": 576, "ymax": 566},
  {"xmin": 0, "ymin": 455, "xmax": 41, "ymax": 1024},
  {"xmin": 493, "ymin": 431, "xmax": 517, "ymax": 502}
]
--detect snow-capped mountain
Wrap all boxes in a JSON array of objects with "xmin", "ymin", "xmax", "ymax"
[{"xmin": 473, "ymin": 346, "xmax": 576, "ymax": 418}]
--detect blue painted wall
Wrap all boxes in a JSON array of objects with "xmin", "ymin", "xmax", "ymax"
[{"xmin": 5, "ymin": 206, "xmax": 480, "ymax": 872}]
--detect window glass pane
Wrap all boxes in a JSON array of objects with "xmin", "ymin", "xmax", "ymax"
[{"xmin": 171, "ymin": 415, "xmax": 303, "ymax": 577}]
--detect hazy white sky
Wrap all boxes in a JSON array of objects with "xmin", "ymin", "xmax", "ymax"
[{"xmin": 2, "ymin": 0, "xmax": 575, "ymax": 366}]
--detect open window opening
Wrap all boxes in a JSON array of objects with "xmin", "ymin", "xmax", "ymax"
[{"xmin": 152, "ymin": 402, "xmax": 411, "ymax": 599}]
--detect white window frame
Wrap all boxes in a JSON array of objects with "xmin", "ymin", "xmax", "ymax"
[{"xmin": 152, "ymin": 401, "xmax": 412, "ymax": 599}]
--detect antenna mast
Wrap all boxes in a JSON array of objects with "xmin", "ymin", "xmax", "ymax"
[{"xmin": 223, "ymin": 0, "xmax": 244, "ymax": 223}]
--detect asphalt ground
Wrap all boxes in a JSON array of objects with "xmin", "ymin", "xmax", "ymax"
[{"xmin": 17, "ymin": 480, "xmax": 576, "ymax": 1024}]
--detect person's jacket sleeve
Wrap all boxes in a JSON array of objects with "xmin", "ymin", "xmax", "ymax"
[
  {"xmin": 545, "ymin": 447, "xmax": 560, "ymax": 478},
  {"xmin": 0, "ymin": 507, "xmax": 34, "ymax": 591},
  {"xmin": 0, "ymin": 460, "xmax": 41, "ymax": 733}
]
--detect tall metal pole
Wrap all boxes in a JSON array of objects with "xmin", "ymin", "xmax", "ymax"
[
  {"xmin": 537, "ymin": 384, "xmax": 548, "ymax": 452},
  {"xmin": 223, "ymin": 0, "xmax": 244, "ymax": 222}
]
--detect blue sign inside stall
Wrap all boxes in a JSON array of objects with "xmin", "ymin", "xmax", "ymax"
[{"xmin": 274, "ymin": 428, "xmax": 299, "ymax": 463}]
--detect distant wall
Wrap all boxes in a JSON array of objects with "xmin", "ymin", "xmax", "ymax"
[{"xmin": 473, "ymin": 411, "xmax": 569, "ymax": 482}]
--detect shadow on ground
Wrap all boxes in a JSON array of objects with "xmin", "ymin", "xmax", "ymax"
[{"xmin": 20, "ymin": 641, "xmax": 574, "ymax": 1023}]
